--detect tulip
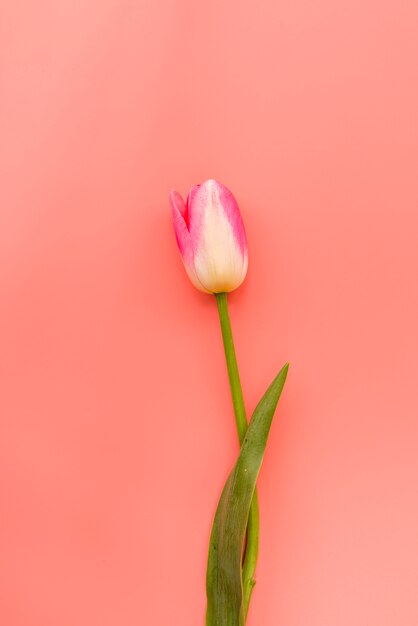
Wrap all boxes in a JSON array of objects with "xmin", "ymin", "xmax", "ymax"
[
  {"xmin": 169, "ymin": 180, "xmax": 289, "ymax": 624},
  {"xmin": 170, "ymin": 179, "xmax": 248, "ymax": 294}
]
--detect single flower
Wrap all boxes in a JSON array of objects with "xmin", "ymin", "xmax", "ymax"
[{"xmin": 170, "ymin": 179, "xmax": 248, "ymax": 293}]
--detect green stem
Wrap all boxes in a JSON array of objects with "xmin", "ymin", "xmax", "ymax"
[{"xmin": 215, "ymin": 292, "xmax": 260, "ymax": 619}]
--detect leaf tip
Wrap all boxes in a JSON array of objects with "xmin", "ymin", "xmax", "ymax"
[{"xmin": 279, "ymin": 361, "xmax": 290, "ymax": 379}]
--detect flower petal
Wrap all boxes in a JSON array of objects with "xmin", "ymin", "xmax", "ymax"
[
  {"xmin": 188, "ymin": 180, "xmax": 248, "ymax": 293},
  {"xmin": 169, "ymin": 189, "xmax": 211, "ymax": 293}
]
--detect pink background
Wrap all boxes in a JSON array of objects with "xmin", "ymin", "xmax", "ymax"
[{"xmin": 1, "ymin": 1, "xmax": 418, "ymax": 624}]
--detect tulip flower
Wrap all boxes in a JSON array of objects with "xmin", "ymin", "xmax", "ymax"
[{"xmin": 170, "ymin": 179, "xmax": 248, "ymax": 294}]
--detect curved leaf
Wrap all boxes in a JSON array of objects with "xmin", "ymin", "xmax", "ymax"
[{"xmin": 206, "ymin": 362, "xmax": 289, "ymax": 626}]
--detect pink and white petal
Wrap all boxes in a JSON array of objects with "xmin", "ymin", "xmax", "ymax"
[
  {"xmin": 191, "ymin": 181, "xmax": 247, "ymax": 292},
  {"xmin": 170, "ymin": 189, "xmax": 211, "ymax": 293}
]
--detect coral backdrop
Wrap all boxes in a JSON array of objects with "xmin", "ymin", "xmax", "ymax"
[{"xmin": 1, "ymin": 1, "xmax": 417, "ymax": 625}]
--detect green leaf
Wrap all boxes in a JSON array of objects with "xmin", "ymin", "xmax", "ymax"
[{"xmin": 206, "ymin": 363, "xmax": 289, "ymax": 626}]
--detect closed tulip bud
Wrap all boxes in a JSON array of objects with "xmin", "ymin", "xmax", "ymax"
[{"xmin": 170, "ymin": 179, "xmax": 248, "ymax": 294}]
